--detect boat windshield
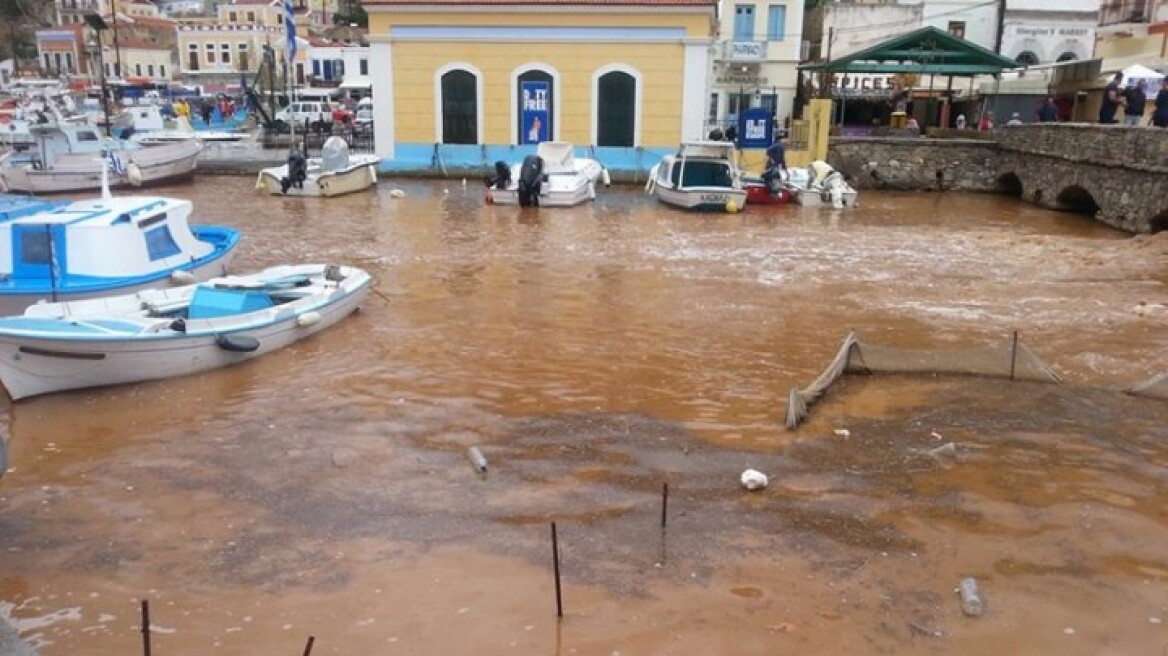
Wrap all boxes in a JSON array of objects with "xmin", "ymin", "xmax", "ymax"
[{"xmin": 673, "ymin": 160, "xmax": 734, "ymax": 188}]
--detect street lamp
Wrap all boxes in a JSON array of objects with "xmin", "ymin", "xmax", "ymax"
[{"xmin": 84, "ymin": 13, "xmax": 113, "ymax": 137}]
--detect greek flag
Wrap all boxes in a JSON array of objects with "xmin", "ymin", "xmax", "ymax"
[
  {"xmin": 284, "ymin": 0, "xmax": 297, "ymax": 67},
  {"xmin": 106, "ymin": 151, "xmax": 126, "ymax": 176}
]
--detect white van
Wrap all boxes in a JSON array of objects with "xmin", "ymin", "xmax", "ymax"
[{"xmin": 275, "ymin": 100, "xmax": 332, "ymax": 130}]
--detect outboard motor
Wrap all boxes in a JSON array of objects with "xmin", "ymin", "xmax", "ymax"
[
  {"xmin": 484, "ymin": 160, "xmax": 511, "ymax": 190},
  {"xmin": 319, "ymin": 136, "xmax": 350, "ymax": 173},
  {"xmin": 517, "ymin": 155, "xmax": 544, "ymax": 207},
  {"xmin": 281, "ymin": 149, "xmax": 309, "ymax": 194}
]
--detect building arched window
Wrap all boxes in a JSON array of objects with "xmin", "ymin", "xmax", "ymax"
[
  {"xmin": 1015, "ymin": 51, "xmax": 1040, "ymax": 66},
  {"xmin": 1056, "ymin": 52, "xmax": 1078, "ymax": 62},
  {"xmin": 440, "ymin": 68, "xmax": 478, "ymax": 145},
  {"xmin": 515, "ymin": 67, "xmax": 556, "ymax": 144},
  {"xmin": 595, "ymin": 69, "xmax": 637, "ymax": 147}
]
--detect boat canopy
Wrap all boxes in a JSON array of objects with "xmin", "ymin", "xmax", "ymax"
[{"xmin": 536, "ymin": 141, "xmax": 576, "ymax": 173}]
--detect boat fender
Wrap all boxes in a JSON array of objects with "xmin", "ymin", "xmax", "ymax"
[
  {"xmin": 216, "ymin": 334, "xmax": 260, "ymax": 352},
  {"xmin": 170, "ymin": 270, "xmax": 196, "ymax": 285},
  {"xmin": 126, "ymin": 162, "xmax": 143, "ymax": 187},
  {"xmin": 296, "ymin": 311, "xmax": 321, "ymax": 327},
  {"xmin": 389, "ymin": 189, "xmax": 406, "ymax": 198},
  {"xmin": 601, "ymin": 168, "xmax": 611, "ymax": 187},
  {"xmin": 725, "ymin": 200, "xmax": 739, "ymax": 214}
]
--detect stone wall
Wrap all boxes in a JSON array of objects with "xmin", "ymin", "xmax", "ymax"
[
  {"xmin": 826, "ymin": 126, "xmax": 1168, "ymax": 233},
  {"xmin": 827, "ymin": 137, "xmax": 1000, "ymax": 192},
  {"xmin": 997, "ymin": 123, "xmax": 1168, "ymax": 174}
]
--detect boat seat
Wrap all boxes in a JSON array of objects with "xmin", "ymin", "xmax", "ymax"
[{"xmin": 188, "ymin": 287, "xmax": 273, "ymax": 320}]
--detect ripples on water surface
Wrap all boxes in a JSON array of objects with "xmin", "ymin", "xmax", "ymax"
[{"xmin": 0, "ymin": 178, "xmax": 1165, "ymax": 655}]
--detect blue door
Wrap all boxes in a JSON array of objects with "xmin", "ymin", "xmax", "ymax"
[
  {"xmin": 734, "ymin": 5, "xmax": 755, "ymax": 40},
  {"xmin": 11, "ymin": 224, "xmax": 65, "ymax": 281}
]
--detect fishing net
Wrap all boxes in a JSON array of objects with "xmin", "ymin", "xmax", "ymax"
[
  {"xmin": 785, "ymin": 331, "xmax": 1062, "ymax": 429},
  {"xmin": 1126, "ymin": 373, "xmax": 1168, "ymax": 401}
]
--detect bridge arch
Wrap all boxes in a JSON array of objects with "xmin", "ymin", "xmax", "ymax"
[
  {"xmin": 996, "ymin": 172, "xmax": 1023, "ymax": 197},
  {"xmin": 1150, "ymin": 209, "xmax": 1168, "ymax": 234},
  {"xmin": 1055, "ymin": 185, "xmax": 1101, "ymax": 215}
]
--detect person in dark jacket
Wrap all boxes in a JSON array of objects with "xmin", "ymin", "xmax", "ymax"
[
  {"xmin": 1123, "ymin": 80, "xmax": 1148, "ymax": 126},
  {"xmin": 1154, "ymin": 85, "xmax": 1168, "ymax": 128},
  {"xmin": 1037, "ymin": 96, "xmax": 1058, "ymax": 122},
  {"xmin": 1099, "ymin": 72, "xmax": 1124, "ymax": 124}
]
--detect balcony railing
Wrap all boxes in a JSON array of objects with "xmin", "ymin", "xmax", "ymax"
[{"xmin": 722, "ymin": 40, "xmax": 766, "ymax": 62}]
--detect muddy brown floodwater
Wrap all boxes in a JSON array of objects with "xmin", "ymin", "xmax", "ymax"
[{"xmin": 0, "ymin": 177, "xmax": 1166, "ymax": 656}]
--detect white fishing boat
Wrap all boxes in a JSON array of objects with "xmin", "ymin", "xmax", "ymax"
[
  {"xmin": 485, "ymin": 141, "xmax": 610, "ymax": 207},
  {"xmin": 0, "ymin": 178, "xmax": 239, "ymax": 316},
  {"xmin": 0, "ymin": 105, "xmax": 201, "ymax": 194},
  {"xmin": 0, "ymin": 263, "xmax": 371, "ymax": 400},
  {"xmin": 256, "ymin": 137, "xmax": 379, "ymax": 198},
  {"xmin": 116, "ymin": 107, "xmax": 246, "ymax": 145},
  {"xmin": 645, "ymin": 141, "xmax": 747, "ymax": 213}
]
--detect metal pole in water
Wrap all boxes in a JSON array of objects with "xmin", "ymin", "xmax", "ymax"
[
  {"xmin": 301, "ymin": 635, "xmax": 316, "ymax": 656},
  {"xmin": 140, "ymin": 600, "xmax": 151, "ymax": 656},
  {"xmin": 660, "ymin": 482, "xmax": 669, "ymax": 528},
  {"xmin": 551, "ymin": 522, "xmax": 563, "ymax": 618},
  {"xmin": 1010, "ymin": 330, "xmax": 1019, "ymax": 381}
]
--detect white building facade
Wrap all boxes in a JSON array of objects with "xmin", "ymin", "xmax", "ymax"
[
  {"xmin": 707, "ymin": 0, "xmax": 805, "ymax": 133},
  {"xmin": 1001, "ymin": 0, "xmax": 1100, "ymax": 66}
]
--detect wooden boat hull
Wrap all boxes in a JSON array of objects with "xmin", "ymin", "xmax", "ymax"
[
  {"xmin": 0, "ymin": 241, "xmax": 236, "ymax": 317},
  {"xmin": 652, "ymin": 184, "xmax": 747, "ymax": 212},
  {"xmin": 0, "ymin": 266, "xmax": 370, "ymax": 400}
]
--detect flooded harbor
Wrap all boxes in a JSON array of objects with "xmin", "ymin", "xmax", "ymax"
[{"xmin": 1, "ymin": 177, "xmax": 1166, "ymax": 655}]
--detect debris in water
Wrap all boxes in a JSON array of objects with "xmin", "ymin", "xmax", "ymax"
[{"xmin": 740, "ymin": 469, "xmax": 768, "ymax": 491}]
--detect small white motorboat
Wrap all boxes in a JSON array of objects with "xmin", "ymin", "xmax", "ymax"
[
  {"xmin": 781, "ymin": 161, "xmax": 859, "ymax": 208},
  {"xmin": 646, "ymin": 141, "xmax": 747, "ymax": 213},
  {"xmin": 485, "ymin": 141, "xmax": 610, "ymax": 207},
  {"xmin": 0, "ymin": 263, "xmax": 371, "ymax": 400},
  {"xmin": 256, "ymin": 137, "xmax": 379, "ymax": 198},
  {"xmin": 0, "ymin": 176, "xmax": 239, "ymax": 315}
]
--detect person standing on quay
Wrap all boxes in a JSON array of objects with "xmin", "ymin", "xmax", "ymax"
[
  {"xmin": 1123, "ymin": 80, "xmax": 1147, "ymax": 126},
  {"xmin": 1154, "ymin": 84, "xmax": 1168, "ymax": 128},
  {"xmin": 1037, "ymin": 96, "xmax": 1058, "ymax": 122},
  {"xmin": 1099, "ymin": 72, "xmax": 1124, "ymax": 124}
]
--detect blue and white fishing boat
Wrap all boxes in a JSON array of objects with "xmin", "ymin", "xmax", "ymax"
[
  {"xmin": 0, "ymin": 263, "xmax": 371, "ymax": 400},
  {"xmin": 0, "ymin": 182, "xmax": 239, "ymax": 315}
]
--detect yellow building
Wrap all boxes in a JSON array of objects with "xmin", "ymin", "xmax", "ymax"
[{"xmin": 363, "ymin": 0, "xmax": 717, "ymax": 173}]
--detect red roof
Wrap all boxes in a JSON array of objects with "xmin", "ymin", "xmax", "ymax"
[{"xmin": 361, "ymin": 0, "xmax": 712, "ymax": 4}]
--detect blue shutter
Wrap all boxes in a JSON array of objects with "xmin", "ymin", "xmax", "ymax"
[
  {"xmin": 767, "ymin": 5, "xmax": 786, "ymax": 41},
  {"xmin": 733, "ymin": 5, "xmax": 755, "ymax": 40}
]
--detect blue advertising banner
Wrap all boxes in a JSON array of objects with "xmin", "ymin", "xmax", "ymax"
[
  {"xmin": 521, "ymin": 81, "xmax": 550, "ymax": 144},
  {"xmin": 738, "ymin": 107, "xmax": 775, "ymax": 149}
]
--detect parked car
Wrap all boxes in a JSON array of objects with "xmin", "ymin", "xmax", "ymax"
[
  {"xmin": 275, "ymin": 100, "xmax": 333, "ymax": 132},
  {"xmin": 354, "ymin": 106, "xmax": 373, "ymax": 134}
]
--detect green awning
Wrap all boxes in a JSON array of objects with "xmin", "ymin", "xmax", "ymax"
[{"xmin": 799, "ymin": 26, "xmax": 1019, "ymax": 76}]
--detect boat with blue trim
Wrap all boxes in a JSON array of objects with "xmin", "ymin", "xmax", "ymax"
[
  {"xmin": 0, "ymin": 190, "xmax": 239, "ymax": 315},
  {"xmin": 0, "ymin": 263, "xmax": 371, "ymax": 400}
]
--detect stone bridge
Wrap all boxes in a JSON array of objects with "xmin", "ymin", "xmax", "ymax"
[{"xmin": 828, "ymin": 125, "xmax": 1168, "ymax": 234}]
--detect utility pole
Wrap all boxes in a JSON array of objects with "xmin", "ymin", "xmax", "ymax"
[
  {"xmin": 994, "ymin": 0, "xmax": 1006, "ymax": 54},
  {"xmin": 110, "ymin": 0, "xmax": 123, "ymax": 78}
]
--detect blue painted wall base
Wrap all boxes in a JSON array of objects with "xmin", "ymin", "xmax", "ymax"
[{"xmin": 378, "ymin": 143, "xmax": 677, "ymax": 183}]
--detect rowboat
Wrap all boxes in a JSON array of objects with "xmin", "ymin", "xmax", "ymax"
[{"xmin": 0, "ymin": 264, "xmax": 371, "ymax": 400}]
